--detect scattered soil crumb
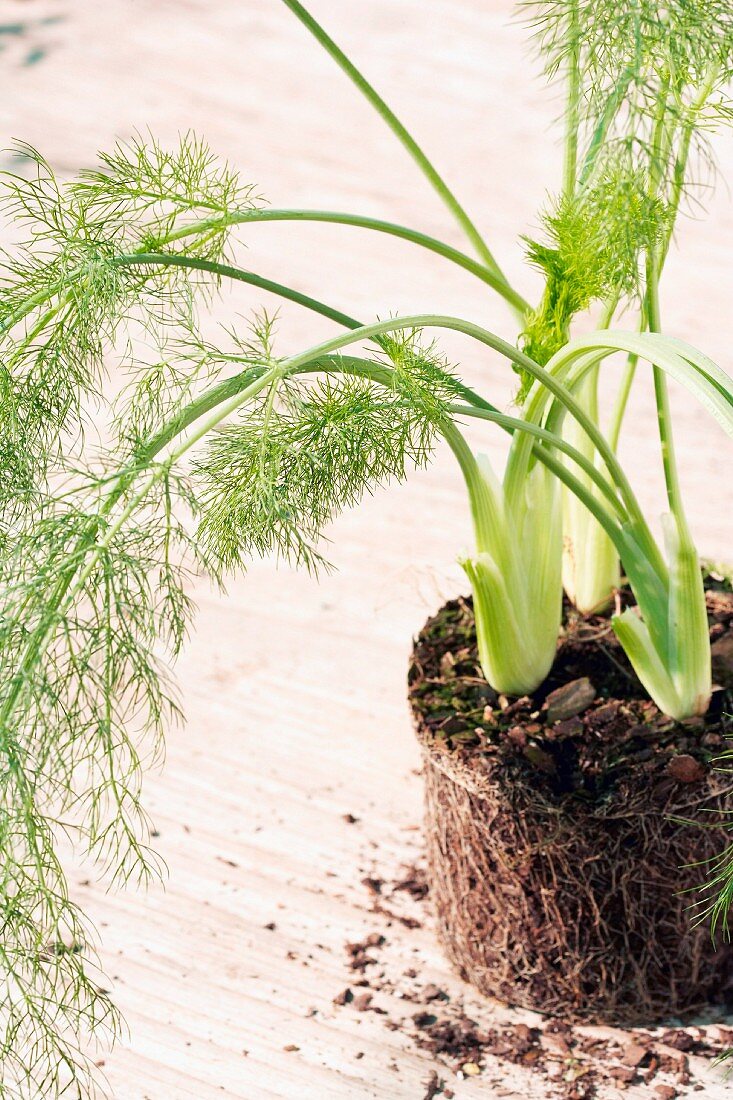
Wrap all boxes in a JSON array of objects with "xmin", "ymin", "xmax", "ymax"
[
  {"xmin": 422, "ymin": 1069, "xmax": 453, "ymax": 1098},
  {"xmin": 331, "ymin": 855, "xmax": 733, "ymax": 1098}
]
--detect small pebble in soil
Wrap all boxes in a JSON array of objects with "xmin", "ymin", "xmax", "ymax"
[
  {"xmin": 621, "ymin": 1041, "xmax": 649, "ymax": 1067},
  {"xmin": 664, "ymin": 754, "xmax": 706, "ymax": 783},
  {"xmin": 544, "ymin": 677, "xmax": 596, "ymax": 723}
]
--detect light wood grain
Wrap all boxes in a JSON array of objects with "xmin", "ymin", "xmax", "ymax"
[{"xmin": 2, "ymin": 1, "xmax": 733, "ymax": 1097}]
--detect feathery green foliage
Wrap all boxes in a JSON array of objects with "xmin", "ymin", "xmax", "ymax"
[
  {"xmin": 0, "ymin": 137, "xmax": 470, "ymax": 1094},
  {"xmin": 195, "ymin": 328, "xmax": 459, "ymax": 572},
  {"xmin": 0, "ymin": 135, "xmax": 261, "ymax": 536},
  {"xmin": 522, "ymin": 169, "xmax": 670, "ymax": 371}
]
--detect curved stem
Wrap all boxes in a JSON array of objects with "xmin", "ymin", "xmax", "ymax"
[
  {"xmin": 446, "ymin": 403, "xmax": 624, "ymax": 516},
  {"xmin": 117, "ymin": 255, "xmax": 665, "ymax": 545},
  {"xmin": 117, "ymin": 255, "xmax": 515, "ymax": 425},
  {"xmin": 276, "ymin": 312, "xmax": 576, "ymax": 405},
  {"xmin": 3, "ymin": 197, "xmax": 529, "ymax": 347},
  {"xmin": 279, "ymin": 0, "xmax": 525, "ymax": 319},
  {"xmin": 279, "ymin": 314, "xmax": 661, "ymax": 560},
  {"xmin": 116, "ymin": 254, "xmax": 503, "ymax": 413},
  {"xmin": 117, "ymin": 252, "xmax": 363, "ymax": 331},
  {"xmin": 162, "ymin": 208, "xmax": 530, "ymax": 316},
  {"xmin": 120, "ymin": 256, "xmax": 632, "ymax": 515},
  {"xmin": 293, "ymin": 352, "xmax": 623, "ymax": 520},
  {"xmin": 112, "ymin": 347, "xmax": 628, "ymax": 552}
]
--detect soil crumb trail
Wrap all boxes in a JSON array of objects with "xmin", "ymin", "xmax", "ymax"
[{"xmin": 332, "ymin": 856, "xmax": 733, "ymax": 1099}]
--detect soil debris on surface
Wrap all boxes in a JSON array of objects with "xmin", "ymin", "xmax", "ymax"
[{"xmin": 329, "ymin": 857, "xmax": 733, "ymax": 1098}]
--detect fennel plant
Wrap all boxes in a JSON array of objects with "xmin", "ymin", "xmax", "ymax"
[{"xmin": 1, "ymin": 0, "xmax": 733, "ymax": 1093}]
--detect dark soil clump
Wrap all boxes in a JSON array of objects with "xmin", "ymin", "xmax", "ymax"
[
  {"xmin": 408, "ymin": 575, "xmax": 733, "ymax": 1024},
  {"xmin": 408, "ymin": 582, "xmax": 733, "ymax": 797}
]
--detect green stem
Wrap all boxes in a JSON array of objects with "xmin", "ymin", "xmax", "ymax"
[
  {"xmin": 116, "ymin": 254, "xmax": 499, "ymax": 415},
  {"xmin": 3, "ymin": 208, "xmax": 530, "ymax": 338},
  {"xmin": 117, "ymin": 254, "xmax": 675, "ymax": 570},
  {"xmin": 115, "ymin": 348, "xmax": 625, "ymax": 551},
  {"xmin": 445, "ymin": 402, "xmax": 624, "ymax": 516},
  {"xmin": 562, "ymin": 0, "xmax": 581, "ymax": 199},
  {"xmin": 607, "ymin": 353, "xmax": 638, "ymax": 451},
  {"xmin": 280, "ymin": 313, "xmax": 656, "ymax": 553},
  {"xmin": 162, "ymin": 208, "xmax": 530, "ymax": 316},
  {"xmin": 117, "ymin": 255, "xmax": 511, "ymax": 426},
  {"xmin": 120, "ymin": 254, "xmax": 635, "ymax": 524},
  {"xmin": 645, "ymin": 254, "xmax": 684, "ymax": 516},
  {"xmin": 279, "ymin": 0, "xmax": 526, "ymax": 321},
  {"xmin": 117, "ymin": 252, "xmax": 362, "ymax": 331},
  {"xmin": 644, "ymin": 78, "xmax": 681, "ymax": 517}
]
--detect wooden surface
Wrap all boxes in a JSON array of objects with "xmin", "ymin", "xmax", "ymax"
[{"xmin": 2, "ymin": 1, "xmax": 733, "ymax": 1097}]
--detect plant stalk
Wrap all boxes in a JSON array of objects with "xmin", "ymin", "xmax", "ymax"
[{"xmin": 279, "ymin": 0, "xmax": 528, "ymax": 323}]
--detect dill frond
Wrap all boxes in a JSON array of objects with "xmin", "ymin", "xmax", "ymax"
[
  {"xmin": 524, "ymin": 0, "xmax": 733, "ymax": 195},
  {"xmin": 524, "ymin": 1, "xmax": 733, "ymax": 101},
  {"xmin": 195, "ymin": 326, "xmax": 459, "ymax": 573},
  {"xmin": 519, "ymin": 168, "xmax": 670, "ymax": 381},
  {"xmin": 0, "ymin": 131, "xmax": 465, "ymax": 1093},
  {"xmin": 72, "ymin": 130, "xmax": 262, "ymax": 251},
  {"xmin": 0, "ymin": 460, "xmax": 219, "ymax": 1095},
  {"xmin": 0, "ymin": 136, "xmax": 262, "ymax": 531},
  {"xmin": 0, "ymin": 135, "xmax": 268, "ymax": 1095}
]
